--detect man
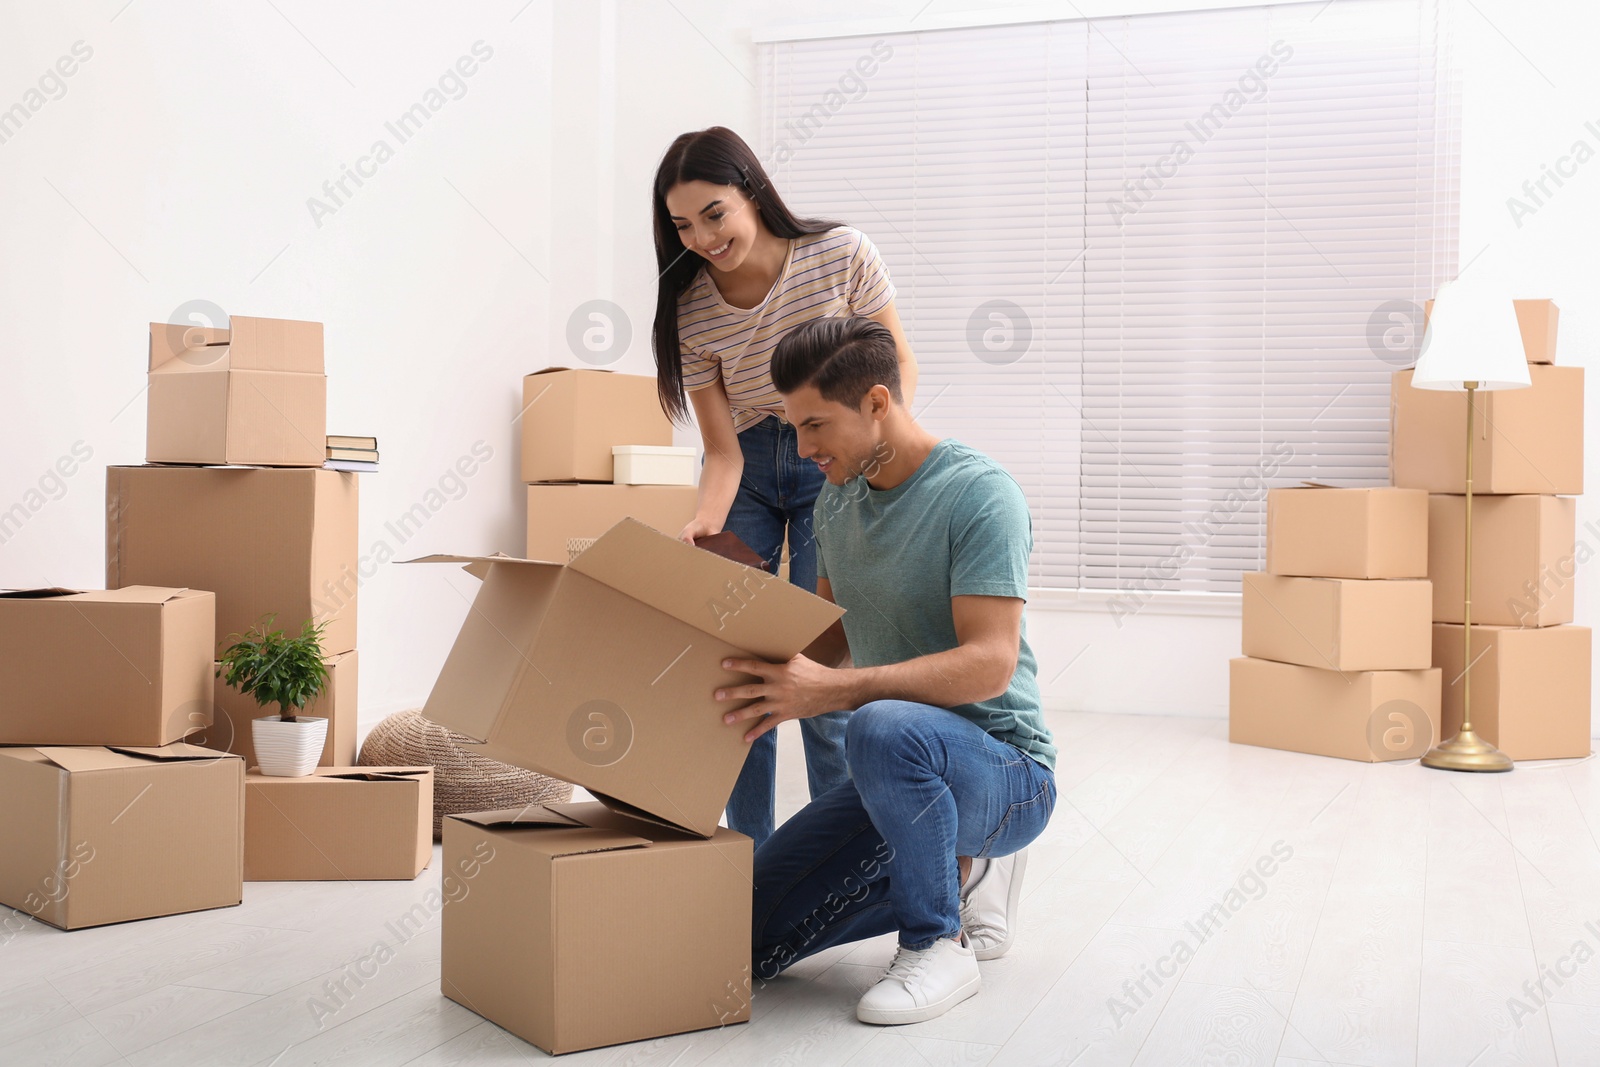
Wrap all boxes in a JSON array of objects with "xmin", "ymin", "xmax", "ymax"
[{"xmin": 714, "ymin": 316, "xmax": 1057, "ymax": 1024}]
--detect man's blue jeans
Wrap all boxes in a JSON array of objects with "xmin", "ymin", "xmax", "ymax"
[
  {"xmin": 721, "ymin": 415, "xmax": 850, "ymax": 849},
  {"xmin": 751, "ymin": 700, "xmax": 1056, "ymax": 979}
]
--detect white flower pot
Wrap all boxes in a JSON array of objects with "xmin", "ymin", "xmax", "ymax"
[{"xmin": 252, "ymin": 715, "xmax": 329, "ymax": 777}]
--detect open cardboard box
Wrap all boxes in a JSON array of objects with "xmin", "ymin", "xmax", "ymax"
[
  {"xmin": 146, "ymin": 316, "xmax": 326, "ymax": 467},
  {"xmin": 0, "ymin": 586, "xmax": 215, "ymax": 746},
  {"xmin": 442, "ymin": 801, "xmax": 753, "ymax": 1055},
  {"xmin": 245, "ymin": 766, "xmax": 432, "ymax": 880},
  {"xmin": 410, "ymin": 517, "xmax": 842, "ymax": 838},
  {"xmin": 0, "ymin": 742, "xmax": 244, "ymax": 929},
  {"xmin": 413, "ymin": 519, "xmax": 841, "ymax": 1054}
]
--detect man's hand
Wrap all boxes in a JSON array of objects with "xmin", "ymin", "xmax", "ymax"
[{"xmin": 716, "ymin": 654, "xmax": 853, "ymax": 743}]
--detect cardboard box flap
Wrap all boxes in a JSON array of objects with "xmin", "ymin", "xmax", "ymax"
[
  {"xmin": 109, "ymin": 743, "xmax": 241, "ymax": 763},
  {"xmin": 72, "ymin": 586, "xmax": 196, "ymax": 605},
  {"xmin": 149, "ymin": 317, "xmax": 324, "ymax": 374},
  {"xmin": 311, "ymin": 767, "xmax": 431, "ymax": 783},
  {"xmin": 149, "ymin": 322, "xmax": 231, "ymax": 371},
  {"xmin": 401, "ymin": 553, "xmax": 562, "ymax": 582},
  {"xmin": 33, "ymin": 747, "xmax": 144, "ymax": 773},
  {"xmin": 447, "ymin": 806, "xmax": 652, "ymax": 856},
  {"xmin": 0, "ymin": 587, "xmax": 85, "ymax": 599},
  {"xmin": 527, "ymin": 365, "xmax": 614, "ymax": 376},
  {"xmin": 33, "ymin": 744, "xmax": 235, "ymax": 773},
  {"xmin": 584, "ymin": 789, "xmax": 703, "ymax": 837},
  {"xmin": 450, "ymin": 805, "xmax": 587, "ymax": 829},
  {"xmin": 569, "ymin": 519, "xmax": 844, "ymax": 661}
]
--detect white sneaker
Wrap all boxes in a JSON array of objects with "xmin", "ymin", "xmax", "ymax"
[
  {"xmin": 959, "ymin": 849, "xmax": 1028, "ymax": 960},
  {"xmin": 855, "ymin": 933, "xmax": 981, "ymax": 1025}
]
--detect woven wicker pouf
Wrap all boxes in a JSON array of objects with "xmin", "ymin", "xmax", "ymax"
[{"xmin": 358, "ymin": 709, "xmax": 573, "ymax": 839}]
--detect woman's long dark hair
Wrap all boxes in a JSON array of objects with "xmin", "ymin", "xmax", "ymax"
[{"xmin": 651, "ymin": 127, "xmax": 840, "ymax": 423}]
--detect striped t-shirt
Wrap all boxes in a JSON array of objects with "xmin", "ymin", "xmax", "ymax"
[{"xmin": 678, "ymin": 226, "xmax": 896, "ymax": 431}]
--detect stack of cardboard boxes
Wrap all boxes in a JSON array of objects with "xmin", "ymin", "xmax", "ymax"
[
  {"xmin": 109, "ymin": 317, "xmax": 362, "ymax": 771},
  {"xmin": 520, "ymin": 367, "xmax": 698, "ymax": 560},
  {"xmin": 0, "ymin": 316, "xmax": 430, "ymax": 933},
  {"xmin": 1231, "ymin": 485, "xmax": 1443, "ymax": 760},
  {"xmin": 1391, "ymin": 299, "xmax": 1592, "ymax": 759},
  {"xmin": 414, "ymin": 518, "xmax": 840, "ymax": 1054},
  {"xmin": 1230, "ymin": 298, "xmax": 1592, "ymax": 764}
]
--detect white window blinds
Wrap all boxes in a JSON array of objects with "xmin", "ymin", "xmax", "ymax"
[{"xmin": 757, "ymin": 0, "xmax": 1457, "ymax": 592}]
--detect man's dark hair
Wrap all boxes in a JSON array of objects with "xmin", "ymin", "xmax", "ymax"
[{"xmin": 770, "ymin": 316, "xmax": 902, "ymax": 407}]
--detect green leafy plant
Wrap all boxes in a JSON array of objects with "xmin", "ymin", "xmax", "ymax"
[{"xmin": 216, "ymin": 615, "xmax": 330, "ymax": 722}]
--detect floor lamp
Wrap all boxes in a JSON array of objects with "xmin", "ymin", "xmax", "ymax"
[{"xmin": 1409, "ymin": 281, "xmax": 1530, "ymax": 772}]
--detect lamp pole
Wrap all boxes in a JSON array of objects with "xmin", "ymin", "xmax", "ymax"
[{"xmin": 1421, "ymin": 380, "xmax": 1514, "ymax": 772}]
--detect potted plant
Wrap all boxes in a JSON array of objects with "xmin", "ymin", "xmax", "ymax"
[{"xmin": 217, "ymin": 615, "xmax": 331, "ymax": 777}]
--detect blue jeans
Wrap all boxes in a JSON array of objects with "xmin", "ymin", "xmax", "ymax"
[
  {"xmin": 721, "ymin": 415, "xmax": 850, "ymax": 849},
  {"xmin": 751, "ymin": 700, "xmax": 1056, "ymax": 978}
]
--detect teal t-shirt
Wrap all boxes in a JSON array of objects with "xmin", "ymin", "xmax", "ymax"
[{"xmin": 814, "ymin": 438, "xmax": 1056, "ymax": 772}]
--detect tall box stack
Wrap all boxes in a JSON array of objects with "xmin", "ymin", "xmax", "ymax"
[
  {"xmin": 1230, "ymin": 485, "xmax": 1442, "ymax": 761},
  {"xmin": 1391, "ymin": 299, "xmax": 1591, "ymax": 759},
  {"xmin": 520, "ymin": 367, "xmax": 698, "ymax": 560},
  {"xmin": 109, "ymin": 317, "xmax": 361, "ymax": 767}
]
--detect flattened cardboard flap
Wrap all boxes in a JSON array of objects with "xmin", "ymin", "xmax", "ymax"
[
  {"xmin": 35, "ymin": 743, "xmax": 239, "ymax": 773},
  {"xmin": 111, "ymin": 743, "xmax": 242, "ymax": 762},
  {"xmin": 312, "ymin": 767, "xmax": 430, "ymax": 783},
  {"xmin": 450, "ymin": 805, "xmax": 586, "ymax": 829},
  {"xmin": 447, "ymin": 805, "xmax": 652, "ymax": 856},
  {"xmin": 66, "ymin": 586, "xmax": 196, "ymax": 605},
  {"xmin": 570, "ymin": 519, "xmax": 843, "ymax": 662},
  {"xmin": 400, "ymin": 552, "xmax": 560, "ymax": 584}
]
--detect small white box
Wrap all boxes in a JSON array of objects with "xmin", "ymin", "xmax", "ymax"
[{"xmin": 611, "ymin": 445, "xmax": 697, "ymax": 486}]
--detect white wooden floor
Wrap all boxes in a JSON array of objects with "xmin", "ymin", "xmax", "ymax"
[{"xmin": 5, "ymin": 711, "xmax": 1600, "ymax": 1066}]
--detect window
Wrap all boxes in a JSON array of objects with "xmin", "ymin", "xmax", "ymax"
[{"xmin": 758, "ymin": 0, "xmax": 1457, "ymax": 592}]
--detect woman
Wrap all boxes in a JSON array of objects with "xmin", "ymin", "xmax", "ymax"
[{"xmin": 650, "ymin": 126, "xmax": 918, "ymax": 849}]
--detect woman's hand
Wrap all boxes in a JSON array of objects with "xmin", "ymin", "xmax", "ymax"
[{"xmin": 679, "ymin": 516, "xmax": 722, "ymax": 544}]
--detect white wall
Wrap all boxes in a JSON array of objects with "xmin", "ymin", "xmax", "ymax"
[{"xmin": 2, "ymin": 0, "xmax": 1595, "ymax": 733}]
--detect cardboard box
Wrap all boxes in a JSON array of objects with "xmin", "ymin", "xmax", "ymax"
[
  {"xmin": 1390, "ymin": 366, "xmax": 1583, "ymax": 495},
  {"xmin": 244, "ymin": 766, "xmax": 432, "ymax": 880},
  {"xmin": 147, "ymin": 317, "xmax": 326, "ymax": 467},
  {"xmin": 106, "ymin": 465, "xmax": 359, "ymax": 655},
  {"xmin": 1513, "ymin": 299, "xmax": 1559, "ymax": 364},
  {"xmin": 0, "ymin": 587, "xmax": 214, "ymax": 747},
  {"xmin": 525, "ymin": 483, "xmax": 698, "ymax": 562},
  {"xmin": 1229, "ymin": 656, "xmax": 1441, "ymax": 762},
  {"xmin": 412, "ymin": 518, "xmax": 842, "ymax": 837},
  {"xmin": 441, "ymin": 802, "xmax": 751, "ymax": 1055},
  {"xmin": 0, "ymin": 743, "xmax": 243, "ymax": 929},
  {"xmin": 1241, "ymin": 573, "xmax": 1432, "ymax": 671},
  {"xmin": 1265, "ymin": 485, "xmax": 1427, "ymax": 579},
  {"xmin": 207, "ymin": 649, "xmax": 357, "ymax": 769},
  {"xmin": 1433, "ymin": 623, "xmax": 1592, "ymax": 761},
  {"xmin": 1424, "ymin": 298, "xmax": 1558, "ymax": 364},
  {"xmin": 1428, "ymin": 494, "xmax": 1575, "ymax": 626},
  {"xmin": 520, "ymin": 368, "xmax": 673, "ymax": 483}
]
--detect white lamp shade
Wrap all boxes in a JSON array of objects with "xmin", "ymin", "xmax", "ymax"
[{"xmin": 1410, "ymin": 280, "xmax": 1531, "ymax": 391}]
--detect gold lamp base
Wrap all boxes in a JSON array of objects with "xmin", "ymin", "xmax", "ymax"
[{"xmin": 1421, "ymin": 728, "xmax": 1515, "ymax": 772}]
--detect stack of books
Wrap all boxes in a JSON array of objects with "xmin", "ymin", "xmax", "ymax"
[{"xmin": 325, "ymin": 435, "xmax": 378, "ymax": 472}]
